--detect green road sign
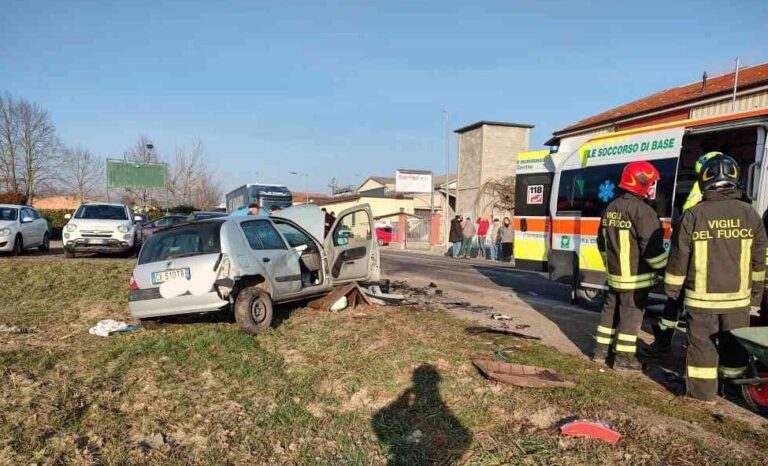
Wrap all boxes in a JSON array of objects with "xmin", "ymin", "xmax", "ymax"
[{"xmin": 107, "ymin": 159, "xmax": 166, "ymax": 189}]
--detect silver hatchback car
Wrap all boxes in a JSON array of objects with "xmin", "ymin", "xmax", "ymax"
[{"xmin": 128, "ymin": 204, "xmax": 380, "ymax": 334}]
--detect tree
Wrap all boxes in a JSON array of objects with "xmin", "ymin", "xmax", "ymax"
[
  {"xmin": 0, "ymin": 94, "xmax": 20, "ymax": 192},
  {"xmin": 167, "ymin": 140, "xmax": 223, "ymax": 209},
  {"xmin": 62, "ymin": 145, "xmax": 104, "ymax": 202},
  {"xmin": 122, "ymin": 135, "xmax": 161, "ymax": 208},
  {"xmin": 474, "ymin": 176, "xmax": 516, "ymax": 217}
]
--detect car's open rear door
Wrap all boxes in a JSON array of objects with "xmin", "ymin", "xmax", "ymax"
[{"xmin": 324, "ymin": 204, "xmax": 379, "ymax": 283}]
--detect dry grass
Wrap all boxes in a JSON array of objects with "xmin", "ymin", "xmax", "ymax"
[{"xmin": 1, "ymin": 259, "xmax": 767, "ymax": 465}]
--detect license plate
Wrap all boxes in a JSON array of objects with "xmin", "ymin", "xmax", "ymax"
[
  {"xmin": 151, "ymin": 268, "xmax": 191, "ymax": 285},
  {"xmin": 88, "ymin": 238, "xmax": 108, "ymax": 245}
]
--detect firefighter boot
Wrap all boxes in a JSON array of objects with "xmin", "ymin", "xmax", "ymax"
[
  {"xmin": 642, "ymin": 324, "xmax": 673, "ymax": 357},
  {"xmin": 613, "ymin": 353, "xmax": 643, "ymax": 371},
  {"xmin": 591, "ymin": 344, "xmax": 610, "ymax": 365}
]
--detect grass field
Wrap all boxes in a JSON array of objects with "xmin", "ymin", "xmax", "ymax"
[{"xmin": 1, "ymin": 259, "xmax": 767, "ymax": 465}]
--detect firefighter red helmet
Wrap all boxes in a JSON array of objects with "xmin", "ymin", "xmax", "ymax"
[{"xmin": 618, "ymin": 161, "xmax": 660, "ymax": 198}]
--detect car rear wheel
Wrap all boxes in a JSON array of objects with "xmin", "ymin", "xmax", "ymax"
[
  {"xmin": 38, "ymin": 232, "xmax": 50, "ymax": 252},
  {"xmin": 234, "ymin": 287, "xmax": 273, "ymax": 335},
  {"xmin": 12, "ymin": 235, "xmax": 22, "ymax": 256}
]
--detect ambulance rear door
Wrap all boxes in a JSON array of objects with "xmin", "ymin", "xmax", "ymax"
[{"xmin": 514, "ymin": 150, "xmax": 554, "ymax": 271}]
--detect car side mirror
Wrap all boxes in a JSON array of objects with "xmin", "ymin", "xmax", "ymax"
[
  {"xmin": 294, "ymin": 244, "xmax": 308, "ymax": 253},
  {"xmin": 134, "ymin": 215, "xmax": 143, "ymax": 222},
  {"xmin": 21, "ymin": 216, "xmax": 33, "ymax": 224},
  {"xmin": 336, "ymin": 236, "xmax": 349, "ymax": 246},
  {"xmin": 64, "ymin": 213, "xmax": 72, "ymax": 220}
]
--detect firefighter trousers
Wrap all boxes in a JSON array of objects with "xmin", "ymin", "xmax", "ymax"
[
  {"xmin": 595, "ymin": 289, "xmax": 649, "ymax": 356},
  {"xmin": 686, "ymin": 309, "xmax": 750, "ymax": 401},
  {"xmin": 658, "ymin": 290, "xmax": 685, "ymax": 337}
]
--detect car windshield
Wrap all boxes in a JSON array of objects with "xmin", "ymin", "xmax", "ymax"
[
  {"xmin": 0, "ymin": 207, "xmax": 18, "ymax": 221},
  {"xmin": 138, "ymin": 222, "xmax": 222, "ymax": 264},
  {"xmin": 74, "ymin": 205, "xmax": 128, "ymax": 220}
]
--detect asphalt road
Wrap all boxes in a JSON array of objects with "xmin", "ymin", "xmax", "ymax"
[{"xmin": 380, "ymin": 249, "xmax": 572, "ymax": 303}]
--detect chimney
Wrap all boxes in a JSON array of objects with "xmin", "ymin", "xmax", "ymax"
[{"xmin": 701, "ymin": 71, "xmax": 708, "ymax": 93}]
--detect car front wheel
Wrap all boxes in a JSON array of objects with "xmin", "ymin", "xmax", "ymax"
[
  {"xmin": 234, "ymin": 287, "xmax": 274, "ymax": 335},
  {"xmin": 12, "ymin": 235, "xmax": 22, "ymax": 256},
  {"xmin": 39, "ymin": 232, "xmax": 50, "ymax": 252}
]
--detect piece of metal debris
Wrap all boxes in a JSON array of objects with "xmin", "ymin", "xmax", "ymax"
[
  {"xmin": 307, "ymin": 283, "xmax": 370, "ymax": 311},
  {"xmin": 491, "ymin": 313, "xmax": 513, "ymax": 321},
  {"xmin": 465, "ymin": 326, "xmax": 541, "ymax": 341},
  {"xmin": 471, "ymin": 356, "xmax": 575, "ymax": 389},
  {"xmin": 0, "ymin": 324, "xmax": 35, "ymax": 334},
  {"xmin": 559, "ymin": 419, "xmax": 621, "ymax": 444}
]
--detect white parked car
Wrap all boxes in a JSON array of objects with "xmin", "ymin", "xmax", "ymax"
[
  {"xmin": 129, "ymin": 204, "xmax": 380, "ymax": 334},
  {"xmin": 63, "ymin": 203, "xmax": 144, "ymax": 258},
  {"xmin": 0, "ymin": 204, "xmax": 50, "ymax": 255}
]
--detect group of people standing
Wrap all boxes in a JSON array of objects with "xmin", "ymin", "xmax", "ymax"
[{"xmin": 448, "ymin": 215, "xmax": 515, "ymax": 262}]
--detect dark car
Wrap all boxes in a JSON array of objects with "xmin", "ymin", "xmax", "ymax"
[
  {"xmin": 187, "ymin": 211, "xmax": 228, "ymax": 221},
  {"xmin": 141, "ymin": 215, "xmax": 188, "ymax": 240}
]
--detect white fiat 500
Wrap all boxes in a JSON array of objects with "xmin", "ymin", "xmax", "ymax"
[
  {"xmin": 128, "ymin": 205, "xmax": 380, "ymax": 334},
  {"xmin": 63, "ymin": 203, "xmax": 143, "ymax": 257}
]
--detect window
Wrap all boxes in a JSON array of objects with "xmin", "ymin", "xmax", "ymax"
[
  {"xmin": 241, "ymin": 220, "xmax": 286, "ymax": 250},
  {"xmin": 333, "ymin": 210, "xmax": 371, "ymax": 246},
  {"xmin": 74, "ymin": 204, "xmax": 128, "ymax": 220},
  {"xmin": 138, "ymin": 223, "xmax": 222, "ymax": 264},
  {"xmin": 0, "ymin": 208, "xmax": 17, "ymax": 221},
  {"xmin": 20, "ymin": 208, "xmax": 34, "ymax": 221},
  {"xmin": 515, "ymin": 173, "xmax": 553, "ymax": 216},
  {"xmin": 556, "ymin": 158, "xmax": 677, "ymax": 218},
  {"xmin": 274, "ymin": 222, "xmax": 316, "ymax": 250}
]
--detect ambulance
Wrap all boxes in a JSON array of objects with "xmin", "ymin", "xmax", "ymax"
[
  {"xmin": 513, "ymin": 150, "xmax": 555, "ymax": 271},
  {"xmin": 548, "ymin": 108, "xmax": 768, "ymax": 307}
]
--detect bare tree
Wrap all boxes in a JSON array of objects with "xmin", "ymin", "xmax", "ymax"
[
  {"xmin": 193, "ymin": 171, "xmax": 223, "ymax": 210},
  {"xmin": 168, "ymin": 140, "xmax": 205, "ymax": 206},
  {"xmin": 62, "ymin": 145, "xmax": 104, "ymax": 202},
  {"xmin": 122, "ymin": 135, "xmax": 161, "ymax": 207},
  {"xmin": 474, "ymin": 176, "xmax": 516, "ymax": 217},
  {"xmin": 15, "ymin": 98, "xmax": 60, "ymax": 204},
  {"xmin": 0, "ymin": 94, "xmax": 20, "ymax": 192}
]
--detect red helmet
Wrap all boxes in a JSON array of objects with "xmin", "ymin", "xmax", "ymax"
[{"xmin": 618, "ymin": 161, "xmax": 660, "ymax": 198}]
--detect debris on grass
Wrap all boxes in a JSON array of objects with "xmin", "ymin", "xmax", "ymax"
[
  {"xmin": 307, "ymin": 283, "xmax": 370, "ymax": 311},
  {"xmin": 465, "ymin": 326, "xmax": 541, "ymax": 340},
  {"xmin": 0, "ymin": 324, "xmax": 35, "ymax": 334},
  {"xmin": 559, "ymin": 419, "xmax": 621, "ymax": 444},
  {"xmin": 471, "ymin": 355, "xmax": 576, "ymax": 388},
  {"xmin": 88, "ymin": 319, "xmax": 140, "ymax": 337},
  {"xmin": 491, "ymin": 313, "xmax": 512, "ymax": 321}
]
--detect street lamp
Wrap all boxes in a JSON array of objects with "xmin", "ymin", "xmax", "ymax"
[{"xmin": 290, "ymin": 171, "xmax": 309, "ymax": 204}]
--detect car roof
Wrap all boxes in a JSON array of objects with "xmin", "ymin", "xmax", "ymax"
[
  {"xmin": 77, "ymin": 202, "xmax": 128, "ymax": 207},
  {"xmin": 0, "ymin": 204, "xmax": 28, "ymax": 209}
]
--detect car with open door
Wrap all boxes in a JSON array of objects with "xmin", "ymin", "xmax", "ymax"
[{"xmin": 128, "ymin": 204, "xmax": 379, "ymax": 334}]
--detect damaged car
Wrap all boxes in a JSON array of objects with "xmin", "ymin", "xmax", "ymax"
[{"xmin": 128, "ymin": 204, "xmax": 380, "ymax": 334}]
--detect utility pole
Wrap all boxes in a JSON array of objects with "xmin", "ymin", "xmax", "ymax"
[
  {"xmin": 443, "ymin": 109, "xmax": 451, "ymax": 246},
  {"xmin": 732, "ymin": 57, "xmax": 740, "ymax": 112}
]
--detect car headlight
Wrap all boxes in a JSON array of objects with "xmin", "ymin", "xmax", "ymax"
[
  {"xmin": 66, "ymin": 223, "xmax": 77, "ymax": 232},
  {"xmin": 117, "ymin": 225, "xmax": 129, "ymax": 233},
  {"xmin": 0, "ymin": 228, "xmax": 10, "ymax": 237}
]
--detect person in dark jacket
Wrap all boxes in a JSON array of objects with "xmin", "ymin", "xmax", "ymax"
[
  {"xmin": 594, "ymin": 161, "xmax": 667, "ymax": 371},
  {"xmin": 449, "ymin": 215, "xmax": 463, "ymax": 257},
  {"xmin": 665, "ymin": 154, "xmax": 767, "ymax": 401}
]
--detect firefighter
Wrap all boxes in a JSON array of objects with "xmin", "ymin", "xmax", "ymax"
[
  {"xmin": 593, "ymin": 161, "xmax": 667, "ymax": 370},
  {"xmin": 664, "ymin": 153, "xmax": 767, "ymax": 401},
  {"xmin": 646, "ymin": 151, "xmax": 721, "ymax": 356}
]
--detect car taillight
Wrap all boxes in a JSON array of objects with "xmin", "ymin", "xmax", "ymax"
[{"xmin": 129, "ymin": 275, "xmax": 139, "ymax": 290}]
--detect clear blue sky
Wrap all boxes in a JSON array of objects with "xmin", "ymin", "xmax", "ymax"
[{"xmin": 2, "ymin": 0, "xmax": 767, "ymax": 193}]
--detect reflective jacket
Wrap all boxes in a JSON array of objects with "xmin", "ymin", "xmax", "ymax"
[
  {"xmin": 682, "ymin": 182, "xmax": 702, "ymax": 213},
  {"xmin": 665, "ymin": 189, "xmax": 767, "ymax": 311},
  {"xmin": 597, "ymin": 192, "xmax": 668, "ymax": 291}
]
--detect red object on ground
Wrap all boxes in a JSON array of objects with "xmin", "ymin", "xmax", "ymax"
[
  {"xmin": 559, "ymin": 420, "xmax": 621, "ymax": 444},
  {"xmin": 476, "ymin": 218, "xmax": 490, "ymax": 236},
  {"xmin": 375, "ymin": 226, "xmax": 393, "ymax": 245}
]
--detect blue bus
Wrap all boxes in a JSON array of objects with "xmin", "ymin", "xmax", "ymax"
[{"xmin": 225, "ymin": 184, "xmax": 294, "ymax": 213}]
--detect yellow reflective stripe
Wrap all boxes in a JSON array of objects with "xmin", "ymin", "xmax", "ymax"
[
  {"xmin": 754, "ymin": 270, "xmax": 765, "ymax": 282},
  {"xmin": 608, "ymin": 279, "xmax": 657, "ymax": 291},
  {"xmin": 619, "ymin": 229, "xmax": 630, "ymax": 277},
  {"xmin": 595, "ymin": 336, "xmax": 613, "ymax": 345},
  {"xmin": 607, "ymin": 272, "xmax": 658, "ymax": 283},
  {"xmin": 615, "ymin": 344, "xmax": 636, "ymax": 353},
  {"xmin": 664, "ymin": 273, "xmax": 686, "ymax": 286},
  {"xmin": 684, "ymin": 295, "xmax": 751, "ymax": 309},
  {"xmin": 688, "ymin": 366, "xmax": 718, "ymax": 379},
  {"xmin": 719, "ymin": 366, "xmax": 747, "ymax": 379},
  {"xmin": 617, "ymin": 333, "xmax": 637, "ymax": 342},
  {"xmin": 596, "ymin": 325, "xmax": 615, "ymax": 335},
  {"xmin": 694, "ymin": 240, "xmax": 707, "ymax": 293},
  {"xmin": 645, "ymin": 251, "xmax": 669, "ymax": 269},
  {"xmin": 741, "ymin": 239, "xmax": 752, "ymax": 292},
  {"xmin": 659, "ymin": 319, "xmax": 678, "ymax": 330},
  {"xmin": 686, "ymin": 289, "xmax": 750, "ymax": 300}
]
